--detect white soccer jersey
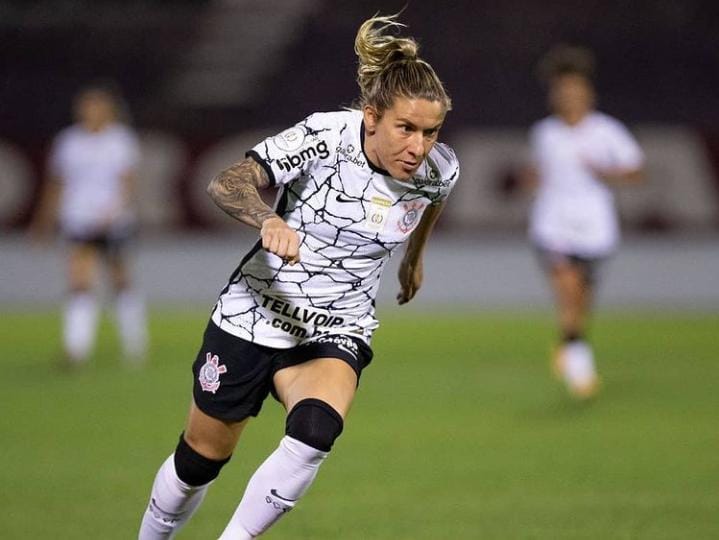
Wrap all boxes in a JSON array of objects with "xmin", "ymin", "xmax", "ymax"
[
  {"xmin": 528, "ymin": 112, "xmax": 644, "ymax": 257},
  {"xmin": 49, "ymin": 123, "xmax": 140, "ymax": 236},
  {"xmin": 211, "ymin": 109, "xmax": 459, "ymax": 348}
]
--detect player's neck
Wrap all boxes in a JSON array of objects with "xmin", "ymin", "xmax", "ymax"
[
  {"xmin": 360, "ymin": 122, "xmax": 391, "ymax": 176},
  {"xmin": 558, "ymin": 108, "xmax": 591, "ymax": 126},
  {"xmin": 363, "ymin": 137, "xmax": 382, "ymax": 169},
  {"xmin": 81, "ymin": 119, "xmax": 112, "ymax": 133}
]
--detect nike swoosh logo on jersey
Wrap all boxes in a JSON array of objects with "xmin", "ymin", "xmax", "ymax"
[
  {"xmin": 270, "ymin": 489, "xmax": 298, "ymax": 503},
  {"xmin": 335, "ymin": 193, "xmax": 355, "ymax": 203}
]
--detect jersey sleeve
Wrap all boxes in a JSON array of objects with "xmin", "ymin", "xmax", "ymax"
[
  {"xmin": 605, "ymin": 119, "xmax": 644, "ymax": 170},
  {"xmin": 246, "ymin": 113, "xmax": 335, "ymax": 187},
  {"xmin": 428, "ymin": 142, "xmax": 460, "ymax": 206},
  {"xmin": 47, "ymin": 132, "xmax": 68, "ymax": 180},
  {"xmin": 528, "ymin": 122, "xmax": 543, "ymax": 164},
  {"xmin": 122, "ymin": 128, "xmax": 142, "ymax": 172}
]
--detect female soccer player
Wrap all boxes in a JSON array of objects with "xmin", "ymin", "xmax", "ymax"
[
  {"xmin": 138, "ymin": 13, "xmax": 459, "ymax": 539},
  {"xmin": 527, "ymin": 45, "xmax": 644, "ymax": 398},
  {"xmin": 31, "ymin": 83, "xmax": 147, "ymax": 366}
]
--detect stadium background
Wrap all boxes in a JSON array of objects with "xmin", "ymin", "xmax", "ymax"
[{"xmin": 1, "ymin": 1, "xmax": 718, "ymax": 539}]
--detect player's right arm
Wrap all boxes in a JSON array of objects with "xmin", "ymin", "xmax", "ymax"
[
  {"xmin": 30, "ymin": 134, "xmax": 65, "ymax": 242},
  {"xmin": 519, "ymin": 123, "xmax": 542, "ymax": 193},
  {"xmin": 583, "ymin": 117, "xmax": 645, "ymax": 186},
  {"xmin": 29, "ymin": 174, "xmax": 61, "ymax": 243},
  {"xmin": 207, "ymin": 157, "xmax": 300, "ymax": 264},
  {"xmin": 586, "ymin": 164, "xmax": 644, "ymax": 186}
]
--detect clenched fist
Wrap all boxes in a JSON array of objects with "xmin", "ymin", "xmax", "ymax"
[{"xmin": 260, "ymin": 217, "xmax": 301, "ymax": 265}]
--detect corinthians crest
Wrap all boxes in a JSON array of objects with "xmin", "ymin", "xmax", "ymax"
[
  {"xmin": 198, "ymin": 353, "xmax": 227, "ymax": 394},
  {"xmin": 397, "ymin": 201, "xmax": 424, "ymax": 233}
]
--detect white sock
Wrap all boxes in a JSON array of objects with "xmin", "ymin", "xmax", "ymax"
[
  {"xmin": 115, "ymin": 288, "xmax": 148, "ymax": 361},
  {"xmin": 563, "ymin": 340, "xmax": 597, "ymax": 387},
  {"xmin": 218, "ymin": 436, "xmax": 328, "ymax": 539},
  {"xmin": 139, "ymin": 454, "xmax": 210, "ymax": 540},
  {"xmin": 63, "ymin": 292, "xmax": 99, "ymax": 362}
]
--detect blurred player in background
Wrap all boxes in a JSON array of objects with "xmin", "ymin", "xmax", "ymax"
[
  {"xmin": 31, "ymin": 83, "xmax": 147, "ymax": 366},
  {"xmin": 526, "ymin": 45, "xmax": 644, "ymax": 398},
  {"xmin": 139, "ymin": 13, "xmax": 458, "ymax": 539}
]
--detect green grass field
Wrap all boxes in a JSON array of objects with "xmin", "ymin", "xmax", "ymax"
[{"xmin": 1, "ymin": 309, "xmax": 718, "ymax": 539}]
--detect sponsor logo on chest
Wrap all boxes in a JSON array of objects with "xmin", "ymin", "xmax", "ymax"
[
  {"xmin": 276, "ymin": 140, "xmax": 330, "ymax": 172},
  {"xmin": 413, "ymin": 166, "xmax": 450, "ymax": 187},
  {"xmin": 336, "ymin": 143, "xmax": 366, "ymax": 168}
]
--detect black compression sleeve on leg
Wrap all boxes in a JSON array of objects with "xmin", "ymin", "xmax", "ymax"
[
  {"xmin": 285, "ymin": 398, "xmax": 344, "ymax": 452},
  {"xmin": 562, "ymin": 331, "xmax": 584, "ymax": 343},
  {"xmin": 173, "ymin": 432, "xmax": 231, "ymax": 487}
]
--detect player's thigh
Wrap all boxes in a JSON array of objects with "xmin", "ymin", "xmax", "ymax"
[
  {"xmin": 555, "ymin": 262, "xmax": 595, "ymax": 298},
  {"xmin": 106, "ymin": 251, "xmax": 130, "ymax": 290},
  {"xmin": 184, "ymin": 401, "xmax": 249, "ymax": 460},
  {"xmin": 551, "ymin": 265, "xmax": 575, "ymax": 292},
  {"xmin": 187, "ymin": 322, "xmax": 279, "ymax": 458},
  {"xmin": 67, "ymin": 243, "xmax": 100, "ymax": 289},
  {"xmin": 273, "ymin": 357, "xmax": 358, "ymax": 419}
]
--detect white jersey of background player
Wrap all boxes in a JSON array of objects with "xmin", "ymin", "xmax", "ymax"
[
  {"xmin": 31, "ymin": 84, "xmax": 147, "ymax": 366},
  {"xmin": 529, "ymin": 112, "xmax": 644, "ymax": 257},
  {"xmin": 51, "ymin": 121, "xmax": 139, "ymax": 239},
  {"xmin": 526, "ymin": 46, "xmax": 644, "ymax": 399},
  {"xmin": 139, "ymin": 14, "xmax": 458, "ymax": 540},
  {"xmin": 212, "ymin": 108, "xmax": 458, "ymax": 348}
]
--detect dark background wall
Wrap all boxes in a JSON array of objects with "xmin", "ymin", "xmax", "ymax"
[
  {"xmin": 1, "ymin": 0, "xmax": 718, "ymax": 307},
  {"xmin": 1, "ymin": 0, "xmax": 718, "ymax": 231},
  {"xmin": 2, "ymin": 0, "xmax": 718, "ymax": 142}
]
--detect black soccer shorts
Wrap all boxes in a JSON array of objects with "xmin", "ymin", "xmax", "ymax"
[
  {"xmin": 191, "ymin": 320, "xmax": 373, "ymax": 422},
  {"xmin": 65, "ymin": 225, "xmax": 136, "ymax": 260},
  {"xmin": 534, "ymin": 246, "xmax": 605, "ymax": 286}
]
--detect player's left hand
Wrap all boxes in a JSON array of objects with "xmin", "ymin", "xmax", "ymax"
[
  {"xmin": 397, "ymin": 256, "xmax": 423, "ymax": 305},
  {"xmin": 583, "ymin": 162, "xmax": 635, "ymax": 185}
]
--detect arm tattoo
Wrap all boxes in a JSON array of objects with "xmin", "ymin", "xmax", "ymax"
[{"xmin": 207, "ymin": 158, "xmax": 277, "ymax": 228}]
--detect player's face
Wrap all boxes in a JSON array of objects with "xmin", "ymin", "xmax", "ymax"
[
  {"xmin": 75, "ymin": 90, "xmax": 117, "ymax": 130},
  {"xmin": 363, "ymin": 97, "xmax": 445, "ymax": 181},
  {"xmin": 548, "ymin": 74, "xmax": 595, "ymax": 122}
]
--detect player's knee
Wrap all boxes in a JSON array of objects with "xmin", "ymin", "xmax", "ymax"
[
  {"xmin": 285, "ymin": 398, "xmax": 344, "ymax": 452},
  {"xmin": 69, "ymin": 285, "xmax": 93, "ymax": 295},
  {"xmin": 111, "ymin": 280, "xmax": 129, "ymax": 294},
  {"xmin": 110, "ymin": 268, "xmax": 130, "ymax": 291},
  {"xmin": 173, "ymin": 433, "xmax": 231, "ymax": 486}
]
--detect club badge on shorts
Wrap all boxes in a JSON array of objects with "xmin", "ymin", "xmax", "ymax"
[{"xmin": 198, "ymin": 353, "xmax": 227, "ymax": 394}]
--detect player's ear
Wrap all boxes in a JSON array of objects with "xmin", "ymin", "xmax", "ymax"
[{"xmin": 363, "ymin": 105, "xmax": 380, "ymax": 135}]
